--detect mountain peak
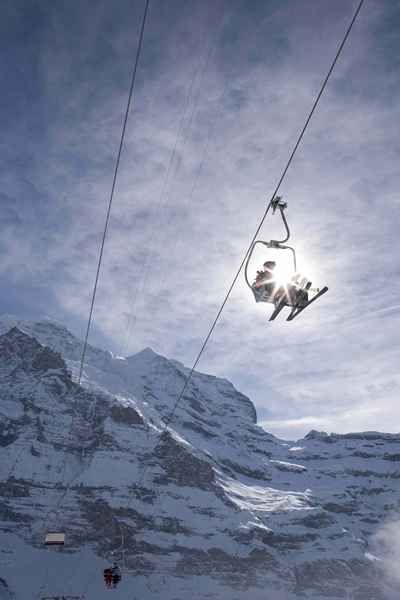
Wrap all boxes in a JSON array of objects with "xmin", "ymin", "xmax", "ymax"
[{"xmin": 129, "ymin": 346, "xmax": 158, "ymax": 360}]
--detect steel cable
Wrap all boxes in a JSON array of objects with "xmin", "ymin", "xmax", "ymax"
[
  {"xmin": 133, "ymin": 0, "xmax": 365, "ymax": 492},
  {"xmin": 78, "ymin": 0, "xmax": 150, "ymax": 384},
  {"xmin": 37, "ymin": 2, "xmax": 151, "ymax": 596},
  {"xmin": 158, "ymin": 0, "xmax": 365, "ymax": 429}
]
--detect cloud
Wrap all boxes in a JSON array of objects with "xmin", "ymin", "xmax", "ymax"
[
  {"xmin": 1, "ymin": 0, "xmax": 399, "ymax": 439},
  {"xmin": 371, "ymin": 520, "xmax": 400, "ymax": 594},
  {"xmin": 261, "ymin": 398, "xmax": 400, "ymax": 441}
]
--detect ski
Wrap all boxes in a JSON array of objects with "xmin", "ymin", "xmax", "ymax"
[
  {"xmin": 269, "ymin": 297, "xmax": 287, "ymax": 321},
  {"xmin": 286, "ymin": 286, "xmax": 328, "ymax": 321}
]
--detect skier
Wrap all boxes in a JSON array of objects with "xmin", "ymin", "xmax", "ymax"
[
  {"xmin": 294, "ymin": 280, "xmax": 312, "ymax": 308},
  {"xmin": 253, "ymin": 261, "xmax": 277, "ymax": 299},
  {"xmin": 111, "ymin": 564, "xmax": 122, "ymax": 587},
  {"xmin": 245, "ymin": 196, "xmax": 328, "ymax": 321},
  {"xmin": 104, "ymin": 568, "xmax": 113, "ymax": 588}
]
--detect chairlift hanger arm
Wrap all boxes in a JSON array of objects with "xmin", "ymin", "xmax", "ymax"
[
  {"xmin": 279, "ymin": 207, "xmax": 290, "ymax": 243},
  {"xmin": 244, "ymin": 240, "xmax": 266, "ymax": 290},
  {"xmin": 244, "ymin": 240, "xmax": 297, "ymax": 287},
  {"xmin": 270, "ymin": 197, "xmax": 290, "ymax": 244},
  {"xmin": 244, "ymin": 197, "xmax": 297, "ymax": 288}
]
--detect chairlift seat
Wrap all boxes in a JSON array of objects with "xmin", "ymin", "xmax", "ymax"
[
  {"xmin": 44, "ymin": 532, "xmax": 65, "ymax": 546},
  {"xmin": 251, "ymin": 283, "xmax": 297, "ymax": 307}
]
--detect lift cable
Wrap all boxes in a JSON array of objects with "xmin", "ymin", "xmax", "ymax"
[
  {"xmin": 71, "ymin": 0, "xmax": 363, "ymax": 577},
  {"xmin": 37, "ymin": 2, "xmax": 151, "ymax": 596},
  {"xmin": 134, "ymin": 0, "xmax": 365, "ymax": 487},
  {"xmin": 78, "ymin": 0, "xmax": 150, "ymax": 384},
  {"xmin": 163, "ymin": 0, "xmax": 365, "ymax": 427}
]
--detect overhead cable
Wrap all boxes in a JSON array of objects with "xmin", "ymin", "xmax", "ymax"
[
  {"xmin": 139, "ymin": 0, "xmax": 365, "ymax": 474},
  {"xmin": 162, "ymin": 0, "xmax": 365, "ymax": 426},
  {"xmin": 78, "ymin": 0, "xmax": 151, "ymax": 384}
]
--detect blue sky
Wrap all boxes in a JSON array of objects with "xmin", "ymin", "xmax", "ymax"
[{"xmin": 1, "ymin": 0, "xmax": 399, "ymax": 439}]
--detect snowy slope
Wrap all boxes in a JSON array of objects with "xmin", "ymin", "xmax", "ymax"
[{"xmin": 0, "ymin": 317, "xmax": 399, "ymax": 599}]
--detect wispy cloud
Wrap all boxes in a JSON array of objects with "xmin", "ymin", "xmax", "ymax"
[
  {"xmin": 0, "ymin": 0, "xmax": 399, "ymax": 439},
  {"xmin": 371, "ymin": 520, "xmax": 400, "ymax": 594}
]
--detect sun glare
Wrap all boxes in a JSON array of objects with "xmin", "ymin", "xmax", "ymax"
[{"xmin": 273, "ymin": 263, "xmax": 296, "ymax": 287}]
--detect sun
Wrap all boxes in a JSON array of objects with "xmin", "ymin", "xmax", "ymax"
[{"xmin": 273, "ymin": 262, "xmax": 296, "ymax": 287}]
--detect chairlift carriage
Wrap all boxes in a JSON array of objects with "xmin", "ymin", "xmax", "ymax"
[{"xmin": 244, "ymin": 197, "xmax": 328, "ymax": 321}]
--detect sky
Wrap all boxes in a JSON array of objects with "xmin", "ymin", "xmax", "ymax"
[{"xmin": 0, "ymin": 0, "xmax": 399, "ymax": 440}]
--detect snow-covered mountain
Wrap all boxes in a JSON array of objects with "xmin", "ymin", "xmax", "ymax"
[{"xmin": 0, "ymin": 317, "xmax": 399, "ymax": 599}]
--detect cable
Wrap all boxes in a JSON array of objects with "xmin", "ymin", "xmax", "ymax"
[
  {"xmin": 118, "ymin": 0, "xmax": 366, "ymax": 571},
  {"xmin": 75, "ymin": 0, "xmax": 363, "ymax": 578},
  {"xmin": 36, "ymin": 377, "xmax": 101, "ymax": 599},
  {"xmin": 38, "ymin": 4, "xmax": 151, "ymax": 594},
  {"xmin": 161, "ymin": 0, "xmax": 365, "ymax": 425},
  {"xmin": 132, "ymin": 0, "xmax": 365, "ymax": 488},
  {"xmin": 78, "ymin": 0, "xmax": 150, "ymax": 384}
]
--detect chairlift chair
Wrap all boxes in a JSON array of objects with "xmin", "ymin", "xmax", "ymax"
[
  {"xmin": 44, "ymin": 532, "xmax": 65, "ymax": 546},
  {"xmin": 244, "ymin": 196, "xmax": 328, "ymax": 321},
  {"xmin": 104, "ymin": 563, "xmax": 122, "ymax": 588}
]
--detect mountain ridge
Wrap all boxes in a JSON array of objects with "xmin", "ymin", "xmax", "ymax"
[{"xmin": 0, "ymin": 317, "xmax": 399, "ymax": 599}]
